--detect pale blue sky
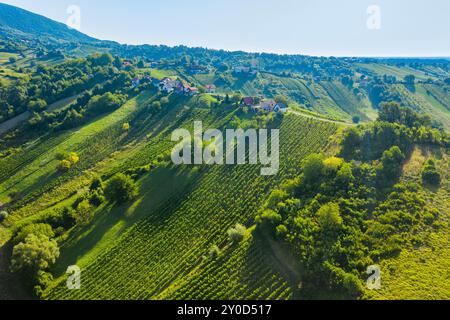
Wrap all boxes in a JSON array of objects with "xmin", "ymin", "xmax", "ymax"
[{"xmin": 2, "ymin": 0, "xmax": 450, "ymax": 57}]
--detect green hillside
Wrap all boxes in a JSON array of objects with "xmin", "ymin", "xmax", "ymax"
[
  {"xmin": 41, "ymin": 106, "xmax": 337, "ymax": 299},
  {"xmin": 0, "ymin": 4, "xmax": 450, "ymax": 302}
]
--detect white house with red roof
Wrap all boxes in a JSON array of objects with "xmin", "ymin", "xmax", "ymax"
[{"xmin": 205, "ymin": 84, "xmax": 216, "ymax": 94}]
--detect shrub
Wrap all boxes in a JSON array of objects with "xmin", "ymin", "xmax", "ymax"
[
  {"xmin": 104, "ymin": 173, "xmax": 139, "ymax": 204},
  {"xmin": 89, "ymin": 176, "xmax": 104, "ymax": 191},
  {"xmin": 67, "ymin": 152, "xmax": 79, "ymax": 165},
  {"xmin": 57, "ymin": 160, "xmax": 72, "ymax": 172},
  {"xmin": 275, "ymin": 225, "xmax": 288, "ymax": 240},
  {"xmin": 56, "ymin": 152, "xmax": 79, "ymax": 172},
  {"xmin": 302, "ymin": 154, "xmax": 326, "ymax": 183},
  {"xmin": 422, "ymin": 159, "xmax": 441, "ymax": 186},
  {"xmin": 34, "ymin": 270, "xmax": 54, "ymax": 298},
  {"xmin": 209, "ymin": 245, "xmax": 221, "ymax": 260},
  {"xmin": 88, "ymin": 190, "xmax": 105, "ymax": 207},
  {"xmin": 0, "ymin": 211, "xmax": 8, "ymax": 222},
  {"xmin": 160, "ymin": 97, "xmax": 169, "ymax": 105},
  {"xmin": 75, "ymin": 200, "xmax": 94, "ymax": 225},
  {"xmin": 227, "ymin": 223, "xmax": 247, "ymax": 244},
  {"xmin": 256, "ymin": 209, "xmax": 282, "ymax": 230},
  {"xmin": 317, "ymin": 203, "xmax": 343, "ymax": 231}
]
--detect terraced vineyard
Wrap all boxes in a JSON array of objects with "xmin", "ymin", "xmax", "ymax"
[
  {"xmin": 159, "ymin": 235, "xmax": 294, "ymax": 300},
  {"xmin": 43, "ymin": 113, "xmax": 337, "ymax": 300}
]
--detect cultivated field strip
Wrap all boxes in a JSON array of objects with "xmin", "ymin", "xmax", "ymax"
[{"xmin": 45, "ymin": 115, "xmax": 337, "ymax": 300}]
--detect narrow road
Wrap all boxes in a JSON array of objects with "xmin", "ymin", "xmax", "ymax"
[
  {"xmin": 0, "ymin": 95, "xmax": 79, "ymax": 136},
  {"xmin": 289, "ymin": 110, "xmax": 355, "ymax": 126}
]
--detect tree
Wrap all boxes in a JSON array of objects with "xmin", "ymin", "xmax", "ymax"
[
  {"xmin": 122, "ymin": 122, "xmax": 130, "ymax": 131},
  {"xmin": 152, "ymin": 101, "xmax": 161, "ymax": 111},
  {"xmin": 404, "ymin": 75, "xmax": 416, "ymax": 85},
  {"xmin": 137, "ymin": 60, "xmax": 145, "ymax": 68},
  {"xmin": 89, "ymin": 53, "xmax": 113, "ymax": 66},
  {"xmin": 67, "ymin": 152, "xmax": 79, "ymax": 165},
  {"xmin": 227, "ymin": 224, "xmax": 247, "ymax": 243},
  {"xmin": 57, "ymin": 152, "xmax": 79, "ymax": 172},
  {"xmin": 160, "ymin": 97, "xmax": 169, "ymax": 105},
  {"xmin": 209, "ymin": 245, "xmax": 221, "ymax": 260},
  {"xmin": 89, "ymin": 175, "xmax": 104, "ymax": 191},
  {"xmin": 13, "ymin": 223, "xmax": 55, "ymax": 245},
  {"xmin": 9, "ymin": 57, "xmax": 17, "ymax": 64},
  {"xmin": 57, "ymin": 160, "xmax": 72, "ymax": 173},
  {"xmin": 28, "ymin": 99, "xmax": 47, "ymax": 111},
  {"xmin": 0, "ymin": 211, "xmax": 8, "ymax": 222},
  {"xmin": 75, "ymin": 200, "xmax": 94, "ymax": 225},
  {"xmin": 302, "ymin": 154, "xmax": 325, "ymax": 183},
  {"xmin": 11, "ymin": 234, "xmax": 60, "ymax": 274},
  {"xmin": 317, "ymin": 203, "xmax": 342, "ymax": 231},
  {"xmin": 274, "ymin": 95, "xmax": 289, "ymax": 106},
  {"xmin": 104, "ymin": 173, "xmax": 139, "ymax": 204},
  {"xmin": 340, "ymin": 127, "xmax": 362, "ymax": 160},
  {"xmin": 85, "ymin": 93, "xmax": 126, "ymax": 116},
  {"xmin": 352, "ymin": 116, "xmax": 361, "ymax": 124},
  {"xmin": 422, "ymin": 159, "xmax": 441, "ymax": 186},
  {"xmin": 377, "ymin": 146, "xmax": 405, "ymax": 185}
]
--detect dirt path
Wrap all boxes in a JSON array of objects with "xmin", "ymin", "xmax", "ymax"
[
  {"xmin": 0, "ymin": 95, "xmax": 79, "ymax": 136},
  {"xmin": 289, "ymin": 110, "xmax": 355, "ymax": 126}
]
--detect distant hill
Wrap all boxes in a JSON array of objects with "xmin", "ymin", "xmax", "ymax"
[{"xmin": 0, "ymin": 3, "xmax": 98, "ymax": 44}]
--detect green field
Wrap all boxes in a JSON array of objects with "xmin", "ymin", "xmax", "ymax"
[{"xmin": 36, "ymin": 107, "xmax": 337, "ymax": 299}]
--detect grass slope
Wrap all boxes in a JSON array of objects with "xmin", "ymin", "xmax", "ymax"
[{"xmin": 42, "ymin": 112, "xmax": 337, "ymax": 300}]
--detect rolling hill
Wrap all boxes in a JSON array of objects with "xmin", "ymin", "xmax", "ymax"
[{"xmin": 0, "ymin": 4, "xmax": 449, "ymax": 301}]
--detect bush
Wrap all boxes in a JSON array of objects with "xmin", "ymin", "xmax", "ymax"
[
  {"xmin": 0, "ymin": 211, "xmax": 8, "ymax": 222},
  {"xmin": 75, "ymin": 200, "xmax": 94, "ymax": 225},
  {"xmin": 56, "ymin": 152, "xmax": 79, "ymax": 172},
  {"xmin": 34, "ymin": 271, "xmax": 53, "ymax": 298},
  {"xmin": 88, "ymin": 190, "xmax": 105, "ymax": 207},
  {"xmin": 422, "ymin": 159, "xmax": 441, "ymax": 186},
  {"xmin": 275, "ymin": 225, "xmax": 288, "ymax": 240},
  {"xmin": 317, "ymin": 203, "xmax": 343, "ymax": 231},
  {"xmin": 89, "ymin": 176, "xmax": 104, "ymax": 191},
  {"xmin": 256, "ymin": 209, "xmax": 282, "ymax": 230},
  {"xmin": 104, "ymin": 173, "xmax": 139, "ymax": 204},
  {"xmin": 227, "ymin": 223, "xmax": 247, "ymax": 244},
  {"xmin": 209, "ymin": 245, "xmax": 221, "ymax": 260},
  {"xmin": 302, "ymin": 154, "xmax": 325, "ymax": 183},
  {"xmin": 57, "ymin": 160, "xmax": 72, "ymax": 172},
  {"xmin": 160, "ymin": 97, "xmax": 169, "ymax": 105}
]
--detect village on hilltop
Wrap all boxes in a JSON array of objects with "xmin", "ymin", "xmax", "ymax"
[{"xmin": 129, "ymin": 73, "xmax": 289, "ymax": 114}]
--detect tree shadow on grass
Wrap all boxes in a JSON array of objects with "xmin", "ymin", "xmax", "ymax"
[{"xmin": 52, "ymin": 165, "xmax": 202, "ymax": 277}]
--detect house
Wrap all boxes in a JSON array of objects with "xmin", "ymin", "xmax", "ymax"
[
  {"xmin": 185, "ymin": 86, "xmax": 199, "ymax": 96},
  {"xmin": 122, "ymin": 60, "xmax": 132, "ymax": 68},
  {"xmin": 274, "ymin": 103, "xmax": 289, "ymax": 113},
  {"xmin": 251, "ymin": 105, "xmax": 262, "ymax": 112},
  {"xmin": 159, "ymin": 77, "xmax": 179, "ymax": 93},
  {"xmin": 205, "ymin": 84, "xmax": 216, "ymax": 94},
  {"xmin": 260, "ymin": 100, "xmax": 276, "ymax": 112},
  {"xmin": 242, "ymin": 97, "xmax": 255, "ymax": 107},
  {"xmin": 233, "ymin": 66, "xmax": 258, "ymax": 76}
]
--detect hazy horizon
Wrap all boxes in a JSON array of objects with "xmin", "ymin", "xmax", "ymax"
[{"xmin": 2, "ymin": 0, "xmax": 450, "ymax": 58}]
